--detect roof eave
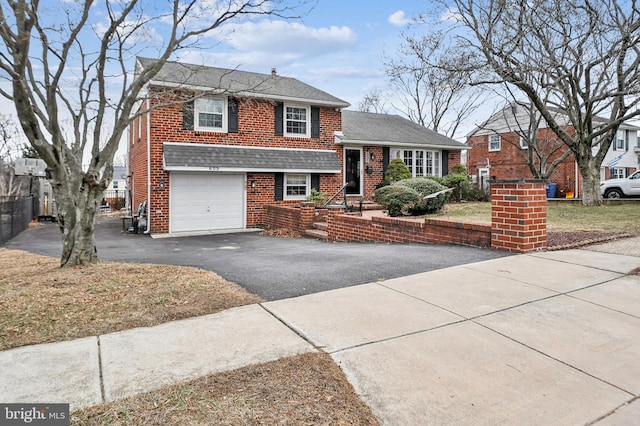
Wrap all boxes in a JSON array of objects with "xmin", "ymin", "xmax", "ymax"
[{"xmin": 335, "ymin": 138, "xmax": 469, "ymax": 150}]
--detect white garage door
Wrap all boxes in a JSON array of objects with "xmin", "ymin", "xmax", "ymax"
[{"xmin": 170, "ymin": 173, "xmax": 245, "ymax": 233}]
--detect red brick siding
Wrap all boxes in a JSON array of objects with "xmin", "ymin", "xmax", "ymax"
[
  {"xmin": 129, "ymin": 102, "xmax": 149, "ymax": 215},
  {"xmin": 448, "ymin": 151, "xmax": 462, "ymax": 172},
  {"xmin": 467, "ymin": 129, "xmax": 580, "ymax": 196},
  {"xmin": 143, "ymin": 87, "xmax": 344, "ymax": 233}
]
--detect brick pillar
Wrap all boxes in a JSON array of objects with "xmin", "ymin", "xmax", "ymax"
[
  {"xmin": 490, "ymin": 179, "xmax": 547, "ymax": 253},
  {"xmin": 299, "ymin": 202, "xmax": 316, "ymax": 232}
]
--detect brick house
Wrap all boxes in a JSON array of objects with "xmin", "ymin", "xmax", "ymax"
[
  {"xmin": 466, "ymin": 103, "xmax": 640, "ymax": 198},
  {"xmin": 129, "ymin": 58, "xmax": 468, "ymax": 235}
]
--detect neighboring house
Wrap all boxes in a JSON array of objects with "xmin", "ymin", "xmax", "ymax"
[
  {"xmin": 129, "ymin": 58, "xmax": 467, "ymax": 235},
  {"xmin": 466, "ymin": 103, "xmax": 640, "ymax": 197}
]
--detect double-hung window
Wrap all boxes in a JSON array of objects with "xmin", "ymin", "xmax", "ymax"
[
  {"xmin": 285, "ymin": 105, "xmax": 310, "ymax": 138},
  {"xmin": 195, "ymin": 97, "xmax": 226, "ymax": 132},
  {"xmin": 489, "ymin": 134, "xmax": 501, "ymax": 151},
  {"xmin": 520, "ymin": 131, "xmax": 529, "ymax": 149},
  {"xmin": 614, "ymin": 130, "xmax": 625, "ymax": 150},
  {"xmin": 284, "ymin": 174, "xmax": 309, "ymax": 199}
]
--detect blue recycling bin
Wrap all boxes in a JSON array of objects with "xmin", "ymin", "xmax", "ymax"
[{"xmin": 546, "ymin": 183, "xmax": 557, "ymax": 198}]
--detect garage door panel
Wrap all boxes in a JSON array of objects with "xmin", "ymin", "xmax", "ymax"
[{"xmin": 170, "ymin": 173, "xmax": 245, "ymax": 233}]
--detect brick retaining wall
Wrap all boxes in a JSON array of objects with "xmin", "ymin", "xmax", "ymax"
[
  {"xmin": 264, "ymin": 180, "xmax": 547, "ymax": 253},
  {"xmin": 326, "ymin": 213, "xmax": 491, "ymax": 248}
]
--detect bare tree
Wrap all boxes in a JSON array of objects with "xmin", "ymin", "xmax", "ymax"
[
  {"xmin": 382, "ymin": 31, "xmax": 485, "ymax": 139},
  {"xmin": 0, "ymin": 0, "xmax": 308, "ymax": 266},
  {"xmin": 447, "ymin": 0, "xmax": 640, "ymax": 205},
  {"xmin": 0, "ymin": 114, "xmax": 27, "ymax": 196},
  {"xmin": 0, "ymin": 114, "xmax": 21, "ymax": 162},
  {"xmin": 480, "ymin": 90, "xmax": 573, "ymax": 179},
  {"xmin": 358, "ymin": 88, "xmax": 389, "ymax": 114}
]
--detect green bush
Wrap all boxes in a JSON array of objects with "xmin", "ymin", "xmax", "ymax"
[
  {"xmin": 374, "ymin": 177, "xmax": 449, "ymax": 217},
  {"xmin": 450, "ymin": 163, "xmax": 468, "ymax": 174},
  {"xmin": 399, "ymin": 178, "xmax": 450, "ymax": 215},
  {"xmin": 306, "ymin": 188, "xmax": 328, "ymax": 205},
  {"xmin": 384, "ymin": 158, "xmax": 412, "ymax": 184},
  {"xmin": 374, "ymin": 185, "xmax": 420, "ymax": 217}
]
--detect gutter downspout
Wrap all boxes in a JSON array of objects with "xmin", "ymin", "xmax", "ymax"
[{"xmin": 145, "ymin": 97, "xmax": 151, "ymax": 234}]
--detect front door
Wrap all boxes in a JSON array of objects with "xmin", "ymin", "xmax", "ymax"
[{"xmin": 345, "ymin": 148, "xmax": 362, "ymax": 195}]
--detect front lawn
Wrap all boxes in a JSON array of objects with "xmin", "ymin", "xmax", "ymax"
[{"xmin": 430, "ymin": 201, "xmax": 640, "ymax": 235}]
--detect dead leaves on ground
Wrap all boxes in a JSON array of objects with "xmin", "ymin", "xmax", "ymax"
[{"xmin": 0, "ymin": 249, "xmax": 261, "ymax": 351}]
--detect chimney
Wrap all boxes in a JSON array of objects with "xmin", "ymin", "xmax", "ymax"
[{"xmin": 271, "ymin": 68, "xmax": 277, "ymax": 76}]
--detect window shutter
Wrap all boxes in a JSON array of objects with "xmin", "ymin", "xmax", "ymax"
[
  {"xmin": 274, "ymin": 103, "xmax": 283, "ymax": 136},
  {"xmin": 382, "ymin": 147, "xmax": 390, "ymax": 173},
  {"xmin": 228, "ymin": 97, "xmax": 238, "ymax": 133},
  {"xmin": 274, "ymin": 173, "xmax": 284, "ymax": 200},
  {"xmin": 311, "ymin": 174, "xmax": 320, "ymax": 191},
  {"xmin": 442, "ymin": 151, "xmax": 449, "ymax": 176},
  {"xmin": 311, "ymin": 107, "xmax": 320, "ymax": 138},
  {"xmin": 182, "ymin": 100, "xmax": 194, "ymax": 130}
]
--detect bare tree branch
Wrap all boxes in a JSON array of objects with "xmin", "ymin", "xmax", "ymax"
[
  {"xmin": 447, "ymin": 0, "xmax": 640, "ymax": 205},
  {"xmin": 0, "ymin": 0, "xmax": 312, "ymax": 266}
]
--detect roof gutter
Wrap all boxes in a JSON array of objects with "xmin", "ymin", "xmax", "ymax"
[{"xmin": 334, "ymin": 132, "xmax": 469, "ymax": 150}]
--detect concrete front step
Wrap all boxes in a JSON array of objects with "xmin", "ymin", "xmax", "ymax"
[{"xmin": 304, "ymin": 228, "xmax": 328, "ymax": 240}]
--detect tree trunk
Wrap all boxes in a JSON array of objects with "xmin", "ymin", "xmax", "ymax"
[
  {"xmin": 54, "ymin": 184, "xmax": 103, "ymax": 267},
  {"xmin": 579, "ymin": 162, "xmax": 603, "ymax": 207}
]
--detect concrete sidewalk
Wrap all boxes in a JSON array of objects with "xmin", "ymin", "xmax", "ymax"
[{"xmin": 1, "ymin": 241, "xmax": 640, "ymax": 424}]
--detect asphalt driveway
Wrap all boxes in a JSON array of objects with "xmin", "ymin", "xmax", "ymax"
[{"xmin": 4, "ymin": 217, "xmax": 511, "ymax": 301}]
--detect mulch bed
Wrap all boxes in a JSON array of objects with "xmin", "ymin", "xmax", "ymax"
[{"xmin": 546, "ymin": 231, "xmax": 634, "ymax": 251}]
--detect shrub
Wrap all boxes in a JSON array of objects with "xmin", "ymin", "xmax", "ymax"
[
  {"xmin": 306, "ymin": 189, "xmax": 328, "ymax": 205},
  {"xmin": 441, "ymin": 173, "xmax": 471, "ymax": 202},
  {"xmin": 399, "ymin": 178, "xmax": 450, "ymax": 215},
  {"xmin": 450, "ymin": 163, "xmax": 468, "ymax": 174},
  {"xmin": 374, "ymin": 177, "xmax": 449, "ymax": 216},
  {"xmin": 384, "ymin": 158, "xmax": 412, "ymax": 184},
  {"xmin": 374, "ymin": 185, "xmax": 420, "ymax": 217}
]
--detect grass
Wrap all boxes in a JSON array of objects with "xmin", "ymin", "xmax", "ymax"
[
  {"xmin": 0, "ymin": 249, "xmax": 262, "ymax": 352},
  {"xmin": 0, "ymin": 248, "xmax": 378, "ymax": 424},
  {"xmin": 430, "ymin": 201, "xmax": 640, "ymax": 234},
  {"xmin": 71, "ymin": 352, "xmax": 378, "ymax": 425}
]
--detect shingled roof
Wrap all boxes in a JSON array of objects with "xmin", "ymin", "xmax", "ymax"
[
  {"xmin": 163, "ymin": 143, "xmax": 341, "ymax": 173},
  {"xmin": 339, "ymin": 110, "xmax": 468, "ymax": 150},
  {"xmin": 137, "ymin": 57, "xmax": 349, "ymax": 108}
]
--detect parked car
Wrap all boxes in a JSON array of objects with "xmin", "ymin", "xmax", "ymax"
[{"xmin": 600, "ymin": 170, "xmax": 640, "ymax": 198}]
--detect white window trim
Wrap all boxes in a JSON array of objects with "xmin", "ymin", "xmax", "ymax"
[
  {"xmin": 614, "ymin": 130, "xmax": 625, "ymax": 151},
  {"xmin": 612, "ymin": 167, "xmax": 626, "ymax": 179},
  {"xmin": 489, "ymin": 134, "xmax": 501, "ymax": 152},
  {"xmin": 195, "ymin": 96, "xmax": 228, "ymax": 133},
  {"xmin": 283, "ymin": 173, "xmax": 310, "ymax": 200},
  {"xmin": 520, "ymin": 132, "xmax": 529, "ymax": 149},
  {"xmin": 284, "ymin": 103, "xmax": 311, "ymax": 138},
  {"xmin": 397, "ymin": 148, "xmax": 442, "ymax": 177}
]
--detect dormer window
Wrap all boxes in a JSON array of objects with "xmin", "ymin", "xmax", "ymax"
[
  {"xmin": 285, "ymin": 104, "xmax": 310, "ymax": 138},
  {"xmin": 195, "ymin": 97, "xmax": 227, "ymax": 132}
]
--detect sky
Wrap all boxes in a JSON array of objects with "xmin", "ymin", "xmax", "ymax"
[
  {"xmin": 0, "ymin": 0, "xmax": 482, "ymax": 161},
  {"xmin": 170, "ymin": 0, "xmax": 455, "ymax": 124}
]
